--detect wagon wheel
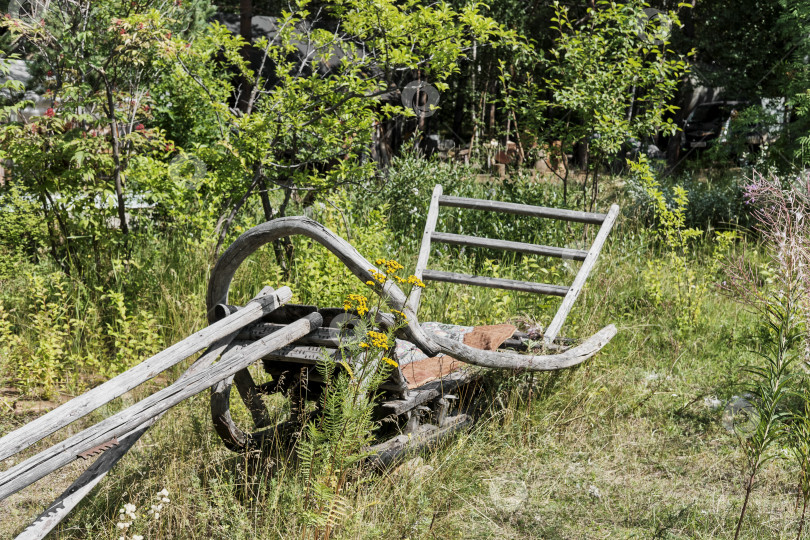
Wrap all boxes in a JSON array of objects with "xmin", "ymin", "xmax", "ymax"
[{"xmin": 206, "ymin": 217, "xmax": 424, "ymax": 453}]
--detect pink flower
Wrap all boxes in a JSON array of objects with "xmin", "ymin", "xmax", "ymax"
[
  {"xmin": 45, "ymin": 108, "xmax": 54, "ymax": 118},
  {"xmin": 135, "ymin": 123, "xmax": 145, "ymax": 131}
]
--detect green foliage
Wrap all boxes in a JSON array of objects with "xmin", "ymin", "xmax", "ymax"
[
  {"xmin": 539, "ymin": 0, "xmax": 689, "ymax": 202},
  {"xmin": 156, "ymin": 0, "xmax": 517, "ymax": 248},
  {"xmin": 0, "ymin": 0, "xmax": 213, "ymax": 275},
  {"xmin": 0, "ymin": 268, "xmax": 163, "ymax": 398},
  {"xmin": 0, "ymin": 272, "xmax": 94, "ymax": 398},
  {"xmin": 103, "ymin": 290, "xmax": 161, "ymax": 375},
  {"xmin": 632, "ymin": 156, "xmax": 736, "ymax": 329},
  {"xmin": 0, "ymin": 185, "xmax": 47, "ymax": 279}
]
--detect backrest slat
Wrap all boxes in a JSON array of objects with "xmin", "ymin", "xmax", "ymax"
[{"xmin": 438, "ymin": 195, "xmax": 607, "ymax": 225}]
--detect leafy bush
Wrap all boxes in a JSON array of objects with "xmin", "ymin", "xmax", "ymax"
[{"xmin": 626, "ymin": 167, "xmax": 752, "ymax": 230}]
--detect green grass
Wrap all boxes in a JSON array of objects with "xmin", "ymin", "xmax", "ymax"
[{"xmin": 0, "ymin": 176, "xmax": 802, "ymax": 539}]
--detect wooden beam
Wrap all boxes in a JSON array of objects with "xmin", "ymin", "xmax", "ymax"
[
  {"xmin": 0, "ymin": 313, "xmax": 322, "ymax": 502},
  {"xmin": 0, "ymin": 286, "xmax": 291, "ymax": 462},
  {"xmin": 430, "ymin": 232, "xmax": 588, "ymax": 261},
  {"xmin": 543, "ymin": 204, "xmax": 620, "ymax": 344},
  {"xmin": 438, "ymin": 195, "xmax": 607, "ymax": 224},
  {"xmin": 237, "ymin": 323, "xmax": 340, "ymax": 346},
  {"xmin": 421, "ymin": 269, "xmax": 569, "ymax": 297}
]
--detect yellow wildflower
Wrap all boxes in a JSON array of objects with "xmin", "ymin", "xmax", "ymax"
[
  {"xmin": 375, "ymin": 258, "xmax": 404, "ymax": 275},
  {"xmin": 343, "ymin": 294, "xmax": 369, "ymax": 316},
  {"xmin": 383, "ymin": 357, "xmax": 398, "ymax": 368},
  {"xmin": 359, "ymin": 342, "xmax": 369, "ymax": 348},
  {"xmin": 391, "ymin": 309, "xmax": 408, "ymax": 321},
  {"xmin": 406, "ymin": 275, "xmax": 425, "ymax": 288},
  {"xmin": 368, "ymin": 269, "xmax": 387, "ymax": 284},
  {"xmin": 367, "ymin": 331, "xmax": 389, "ymax": 349}
]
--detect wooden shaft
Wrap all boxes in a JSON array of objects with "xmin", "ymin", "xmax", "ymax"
[
  {"xmin": 0, "ymin": 313, "xmax": 322, "ymax": 502},
  {"xmin": 0, "ymin": 286, "xmax": 291, "ymax": 462},
  {"xmin": 438, "ymin": 195, "xmax": 607, "ymax": 224},
  {"xmin": 13, "ymin": 333, "xmax": 245, "ymax": 539},
  {"xmin": 421, "ymin": 269, "xmax": 569, "ymax": 297},
  {"xmin": 430, "ymin": 232, "xmax": 588, "ymax": 261},
  {"xmin": 543, "ymin": 204, "xmax": 620, "ymax": 344}
]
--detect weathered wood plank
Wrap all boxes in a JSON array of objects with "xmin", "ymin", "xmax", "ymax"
[
  {"xmin": 543, "ymin": 204, "xmax": 620, "ymax": 344},
  {"xmin": 381, "ymin": 369, "xmax": 476, "ymax": 415},
  {"xmin": 430, "ymin": 232, "xmax": 588, "ymax": 261},
  {"xmin": 237, "ymin": 323, "xmax": 340, "ymax": 346},
  {"xmin": 407, "ymin": 184, "xmax": 442, "ymax": 313},
  {"xmin": 421, "ymin": 269, "xmax": 570, "ymax": 297},
  {"xmin": 13, "ymin": 420, "xmax": 154, "ymax": 540},
  {"xmin": 0, "ymin": 313, "xmax": 322, "ymax": 502},
  {"xmin": 0, "ymin": 286, "xmax": 291, "ymax": 462},
  {"xmin": 438, "ymin": 195, "xmax": 607, "ymax": 224},
  {"xmin": 367, "ymin": 414, "xmax": 473, "ymax": 468},
  {"xmin": 13, "ymin": 333, "xmax": 242, "ymax": 540},
  {"xmin": 263, "ymin": 345, "xmax": 343, "ymax": 364}
]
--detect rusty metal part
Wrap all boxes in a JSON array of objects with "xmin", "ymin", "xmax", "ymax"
[{"xmin": 77, "ymin": 437, "xmax": 119, "ymax": 460}]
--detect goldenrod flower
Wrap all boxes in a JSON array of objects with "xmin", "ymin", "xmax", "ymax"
[
  {"xmin": 368, "ymin": 268, "xmax": 387, "ymax": 284},
  {"xmin": 406, "ymin": 275, "xmax": 425, "ymax": 288},
  {"xmin": 359, "ymin": 342, "xmax": 369, "ymax": 348},
  {"xmin": 391, "ymin": 309, "xmax": 408, "ymax": 320},
  {"xmin": 375, "ymin": 258, "xmax": 404, "ymax": 275}
]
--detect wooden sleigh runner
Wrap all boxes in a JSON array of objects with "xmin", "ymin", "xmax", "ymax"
[{"xmin": 0, "ymin": 185, "xmax": 618, "ymax": 539}]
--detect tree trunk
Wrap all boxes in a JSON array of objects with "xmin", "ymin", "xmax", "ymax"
[{"xmin": 104, "ymin": 83, "xmax": 129, "ymax": 249}]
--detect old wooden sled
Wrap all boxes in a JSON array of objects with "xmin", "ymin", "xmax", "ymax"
[
  {"xmin": 206, "ymin": 184, "xmax": 619, "ymax": 462},
  {"xmin": 0, "ymin": 184, "xmax": 618, "ymax": 539}
]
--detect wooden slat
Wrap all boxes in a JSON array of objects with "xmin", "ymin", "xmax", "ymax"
[
  {"xmin": 430, "ymin": 232, "xmax": 588, "ymax": 261},
  {"xmin": 438, "ymin": 195, "xmax": 607, "ymax": 224},
  {"xmin": 238, "ymin": 323, "xmax": 340, "ymax": 346},
  {"xmin": 14, "ymin": 336, "xmax": 239, "ymax": 540},
  {"xmin": 407, "ymin": 184, "xmax": 443, "ymax": 313},
  {"xmin": 262, "ymin": 345, "xmax": 342, "ymax": 364},
  {"xmin": 543, "ymin": 204, "xmax": 621, "ymax": 344},
  {"xmin": 0, "ymin": 286, "xmax": 291, "ymax": 463},
  {"xmin": 0, "ymin": 313, "xmax": 322, "ymax": 502},
  {"xmin": 381, "ymin": 370, "xmax": 476, "ymax": 415},
  {"xmin": 422, "ymin": 269, "xmax": 569, "ymax": 297}
]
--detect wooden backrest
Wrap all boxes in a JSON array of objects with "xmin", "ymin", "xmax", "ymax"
[{"xmin": 407, "ymin": 185, "xmax": 619, "ymax": 345}]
